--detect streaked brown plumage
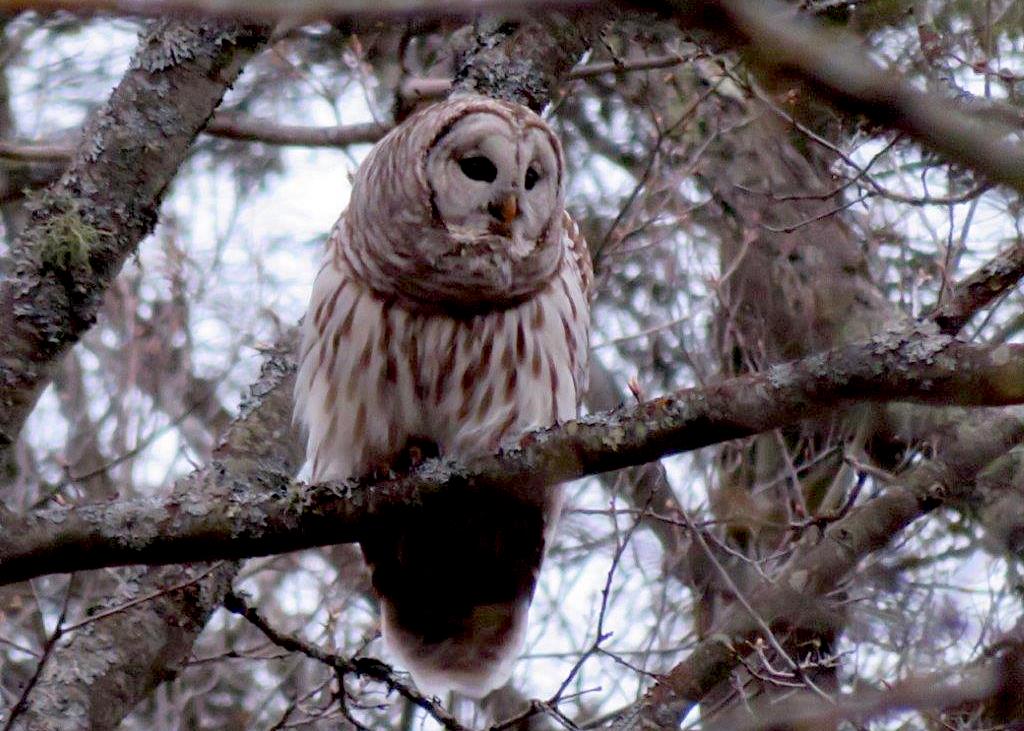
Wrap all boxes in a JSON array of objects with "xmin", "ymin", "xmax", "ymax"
[{"xmin": 294, "ymin": 95, "xmax": 591, "ymax": 697}]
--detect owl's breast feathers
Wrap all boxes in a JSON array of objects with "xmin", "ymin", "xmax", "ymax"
[{"xmin": 296, "ymin": 211, "xmax": 590, "ymax": 482}]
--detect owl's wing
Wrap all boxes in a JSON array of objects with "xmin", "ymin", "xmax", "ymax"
[
  {"xmin": 563, "ymin": 210, "xmax": 593, "ymax": 303},
  {"xmin": 294, "ymin": 219, "xmax": 367, "ymax": 482},
  {"xmin": 562, "ymin": 211, "xmax": 593, "ymax": 407}
]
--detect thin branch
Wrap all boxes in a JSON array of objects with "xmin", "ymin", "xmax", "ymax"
[
  {"xmin": 0, "ymin": 114, "xmax": 390, "ymax": 163},
  {"xmin": 0, "ymin": 140, "xmax": 74, "ymax": 163},
  {"xmin": 223, "ymin": 591, "xmax": 467, "ymax": 731},
  {"xmin": 59, "ymin": 561, "xmax": 227, "ymax": 634},
  {"xmin": 205, "ymin": 112, "xmax": 389, "ymax": 147},
  {"xmin": 1, "ymin": 576, "xmax": 74, "ymax": 731},
  {"xmin": 759, "ymin": 192, "xmax": 871, "ymax": 234}
]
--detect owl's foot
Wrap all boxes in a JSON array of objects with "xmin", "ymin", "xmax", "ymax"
[
  {"xmin": 364, "ymin": 461, "xmax": 396, "ymax": 482},
  {"xmin": 392, "ymin": 437, "xmax": 440, "ymax": 474},
  {"xmin": 363, "ymin": 438, "xmax": 440, "ymax": 481}
]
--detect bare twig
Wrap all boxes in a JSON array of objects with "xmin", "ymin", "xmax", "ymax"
[
  {"xmin": 223, "ymin": 590, "xmax": 468, "ymax": 731},
  {"xmin": 1, "ymin": 576, "xmax": 74, "ymax": 731}
]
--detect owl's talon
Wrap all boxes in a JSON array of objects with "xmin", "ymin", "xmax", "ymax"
[
  {"xmin": 390, "ymin": 437, "xmax": 440, "ymax": 475},
  {"xmin": 365, "ymin": 462, "xmax": 394, "ymax": 482},
  {"xmin": 406, "ymin": 444, "xmax": 426, "ymax": 469}
]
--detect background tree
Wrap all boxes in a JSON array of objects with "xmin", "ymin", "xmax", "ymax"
[{"xmin": 1, "ymin": 1, "xmax": 1024, "ymax": 730}]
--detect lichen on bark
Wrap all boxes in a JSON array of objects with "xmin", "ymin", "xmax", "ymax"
[{"xmin": 21, "ymin": 190, "xmax": 111, "ymax": 276}]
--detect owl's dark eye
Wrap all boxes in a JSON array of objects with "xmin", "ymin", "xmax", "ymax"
[
  {"xmin": 458, "ymin": 156, "xmax": 497, "ymax": 183},
  {"xmin": 524, "ymin": 166, "xmax": 540, "ymax": 191}
]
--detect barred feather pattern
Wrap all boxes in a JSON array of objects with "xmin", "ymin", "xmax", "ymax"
[
  {"xmin": 298, "ymin": 215, "xmax": 589, "ymax": 482},
  {"xmin": 294, "ymin": 96, "xmax": 591, "ymax": 698}
]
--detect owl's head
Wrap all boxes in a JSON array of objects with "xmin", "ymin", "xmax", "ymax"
[{"xmin": 344, "ymin": 95, "xmax": 567, "ymax": 313}]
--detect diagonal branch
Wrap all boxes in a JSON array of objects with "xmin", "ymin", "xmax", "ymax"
[
  {"xmin": 668, "ymin": 0, "xmax": 1024, "ymax": 195},
  {"xmin": 3, "ymin": 328, "xmax": 1024, "ymax": 586},
  {"xmin": 929, "ymin": 236, "xmax": 1024, "ymax": 336},
  {"xmin": 223, "ymin": 591, "xmax": 468, "ymax": 731},
  {"xmin": 0, "ymin": 19, "xmax": 268, "ymax": 482}
]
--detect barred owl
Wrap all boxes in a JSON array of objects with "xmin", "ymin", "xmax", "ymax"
[{"xmin": 294, "ymin": 94, "xmax": 592, "ymax": 698}]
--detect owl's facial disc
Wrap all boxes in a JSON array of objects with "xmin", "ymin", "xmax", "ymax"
[{"xmin": 426, "ymin": 113, "xmax": 561, "ymax": 257}]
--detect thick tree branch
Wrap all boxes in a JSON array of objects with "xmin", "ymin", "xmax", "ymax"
[
  {"xmin": 3, "ymin": 330, "xmax": 1023, "ymax": 585},
  {"xmin": 0, "ymin": 20, "xmax": 268, "ymax": 482},
  {"xmin": 0, "ymin": 0, "xmax": 578, "ymax": 22}
]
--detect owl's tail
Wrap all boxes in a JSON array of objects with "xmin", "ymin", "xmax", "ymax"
[{"xmin": 360, "ymin": 487, "xmax": 562, "ymax": 698}]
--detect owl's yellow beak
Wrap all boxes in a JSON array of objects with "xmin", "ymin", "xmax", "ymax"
[
  {"xmin": 498, "ymin": 194, "xmax": 518, "ymax": 224},
  {"xmin": 486, "ymin": 193, "xmax": 519, "ymax": 233}
]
